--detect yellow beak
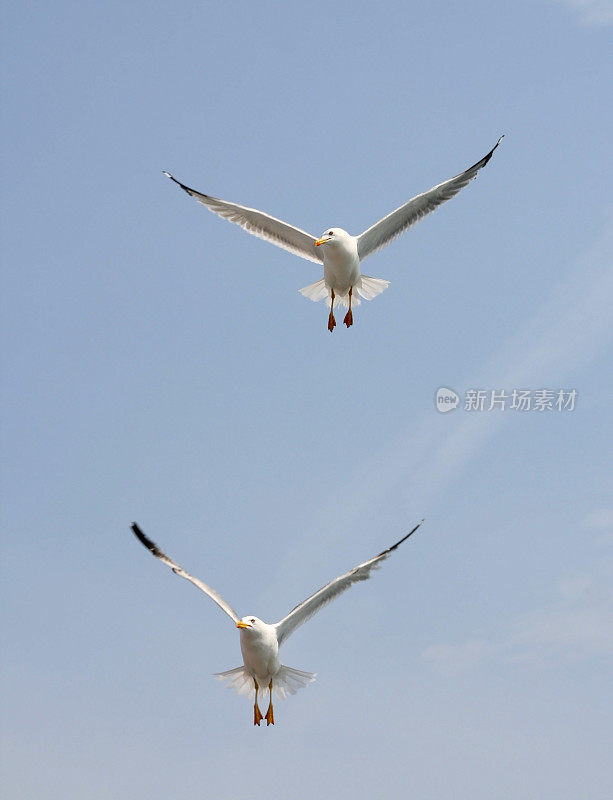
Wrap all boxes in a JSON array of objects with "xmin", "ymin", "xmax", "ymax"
[
  {"xmin": 314, "ymin": 236, "xmax": 330, "ymax": 246},
  {"xmin": 236, "ymin": 621, "xmax": 251, "ymax": 629}
]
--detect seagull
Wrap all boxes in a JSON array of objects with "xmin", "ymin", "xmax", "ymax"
[
  {"xmin": 131, "ymin": 519, "xmax": 424, "ymax": 726},
  {"xmin": 163, "ymin": 137, "xmax": 502, "ymax": 331}
]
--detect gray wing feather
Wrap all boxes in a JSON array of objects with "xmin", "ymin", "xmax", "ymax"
[
  {"xmin": 131, "ymin": 523, "xmax": 240, "ymax": 624},
  {"xmin": 357, "ymin": 137, "xmax": 503, "ymax": 261},
  {"xmin": 274, "ymin": 520, "xmax": 424, "ymax": 646},
  {"xmin": 163, "ymin": 172, "xmax": 324, "ymax": 265}
]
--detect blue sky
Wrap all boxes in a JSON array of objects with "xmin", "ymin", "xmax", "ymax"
[{"xmin": 2, "ymin": 1, "xmax": 612, "ymax": 798}]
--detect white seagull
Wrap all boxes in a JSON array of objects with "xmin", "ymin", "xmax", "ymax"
[
  {"xmin": 131, "ymin": 519, "xmax": 423, "ymax": 726},
  {"xmin": 164, "ymin": 137, "xmax": 502, "ymax": 331}
]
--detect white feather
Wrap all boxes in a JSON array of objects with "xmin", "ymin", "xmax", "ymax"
[
  {"xmin": 357, "ymin": 136, "xmax": 504, "ymax": 261},
  {"xmin": 216, "ymin": 664, "xmax": 316, "ymax": 699},
  {"xmin": 300, "ymin": 275, "xmax": 389, "ymax": 307},
  {"xmin": 163, "ymin": 172, "xmax": 323, "ymax": 265},
  {"xmin": 164, "ymin": 139, "xmax": 501, "ymax": 325},
  {"xmin": 132, "ymin": 519, "xmax": 423, "ymax": 717},
  {"xmin": 274, "ymin": 520, "xmax": 424, "ymax": 646}
]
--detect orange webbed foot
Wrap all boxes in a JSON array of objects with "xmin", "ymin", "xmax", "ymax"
[
  {"xmin": 254, "ymin": 704, "xmax": 263, "ymax": 726},
  {"xmin": 265, "ymin": 704, "xmax": 274, "ymax": 726},
  {"xmin": 343, "ymin": 309, "xmax": 353, "ymax": 328},
  {"xmin": 328, "ymin": 312, "xmax": 336, "ymax": 332}
]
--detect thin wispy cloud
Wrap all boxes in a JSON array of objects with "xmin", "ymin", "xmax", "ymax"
[
  {"xmin": 423, "ymin": 569, "xmax": 613, "ymax": 675},
  {"xmin": 552, "ymin": 0, "xmax": 613, "ymax": 25},
  {"xmin": 311, "ymin": 212, "xmax": 613, "ymax": 528},
  {"xmin": 271, "ymin": 215, "xmax": 613, "ymax": 611},
  {"xmin": 511, "ymin": 600, "xmax": 613, "ymax": 652},
  {"xmin": 585, "ymin": 508, "xmax": 613, "ymax": 545},
  {"xmin": 584, "ymin": 508, "xmax": 613, "ymax": 529}
]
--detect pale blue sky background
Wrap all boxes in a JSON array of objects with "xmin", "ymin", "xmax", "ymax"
[{"xmin": 2, "ymin": 1, "xmax": 612, "ymax": 798}]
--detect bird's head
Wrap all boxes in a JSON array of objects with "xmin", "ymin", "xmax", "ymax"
[
  {"xmin": 236, "ymin": 615, "xmax": 263, "ymax": 633},
  {"xmin": 315, "ymin": 227, "xmax": 349, "ymax": 247}
]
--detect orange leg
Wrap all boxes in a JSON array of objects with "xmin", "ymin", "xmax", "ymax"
[
  {"xmin": 265, "ymin": 679, "xmax": 275, "ymax": 726},
  {"xmin": 328, "ymin": 289, "xmax": 336, "ymax": 332},
  {"xmin": 343, "ymin": 287, "xmax": 353, "ymax": 328},
  {"xmin": 253, "ymin": 679, "xmax": 263, "ymax": 726}
]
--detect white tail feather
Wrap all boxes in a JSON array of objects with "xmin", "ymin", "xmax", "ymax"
[
  {"xmin": 357, "ymin": 275, "xmax": 390, "ymax": 301},
  {"xmin": 215, "ymin": 664, "xmax": 316, "ymax": 700},
  {"xmin": 299, "ymin": 275, "xmax": 389, "ymax": 308},
  {"xmin": 214, "ymin": 666, "xmax": 253, "ymax": 696},
  {"xmin": 299, "ymin": 278, "xmax": 328, "ymax": 303}
]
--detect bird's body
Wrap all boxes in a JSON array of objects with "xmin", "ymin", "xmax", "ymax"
[
  {"xmin": 321, "ymin": 229, "xmax": 360, "ymax": 297},
  {"xmin": 131, "ymin": 520, "xmax": 424, "ymax": 725},
  {"xmin": 238, "ymin": 617, "xmax": 280, "ymax": 689},
  {"xmin": 302, "ymin": 227, "xmax": 380, "ymax": 330},
  {"xmin": 163, "ymin": 136, "xmax": 503, "ymax": 330}
]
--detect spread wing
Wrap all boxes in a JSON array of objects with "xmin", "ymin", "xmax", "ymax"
[
  {"xmin": 131, "ymin": 523, "xmax": 240, "ymax": 624},
  {"xmin": 274, "ymin": 520, "xmax": 424, "ymax": 646},
  {"xmin": 163, "ymin": 172, "xmax": 324, "ymax": 265},
  {"xmin": 357, "ymin": 136, "xmax": 503, "ymax": 261}
]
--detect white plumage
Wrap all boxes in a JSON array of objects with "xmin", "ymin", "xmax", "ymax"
[
  {"xmin": 164, "ymin": 137, "xmax": 502, "ymax": 330},
  {"xmin": 131, "ymin": 520, "xmax": 423, "ymax": 725}
]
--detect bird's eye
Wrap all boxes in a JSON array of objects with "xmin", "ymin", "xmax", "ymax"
[
  {"xmin": 328, "ymin": 231, "xmax": 333, "ymax": 236},
  {"xmin": 250, "ymin": 618, "xmax": 256, "ymax": 623}
]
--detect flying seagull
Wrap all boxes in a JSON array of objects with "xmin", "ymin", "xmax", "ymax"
[
  {"xmin": 164, "ymin": 137, "xmax": 502, "ymax": 331},
  {"xmin": 131, "ymin": 519, "xmax": 424, "ymax": 726}
]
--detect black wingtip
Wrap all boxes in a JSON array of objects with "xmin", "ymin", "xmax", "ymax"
[
  {"xmin": 482, "ymin": 135, "xmax": 505, "ymax": 166},
  {"xmin": 162, "ymin": 170, "xmax": 203, "ymax": 198},
  {"xmin": 466, "ymin": 135, "xmax": 504, "ymax": 175},
  {"xmin": 131, "ymin": 521, "xmax": 155, "ymax": 552},
  {"xmin": 491, "ymin": 134, "xmax": 505, "ymax": 154},
  {"xmin": 383, "ymin": 519, "xmax": 425, "ymax": 555},
  {"xmin": 163, "ymin": 170, "xmax": 185, "ymax": 188}
]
